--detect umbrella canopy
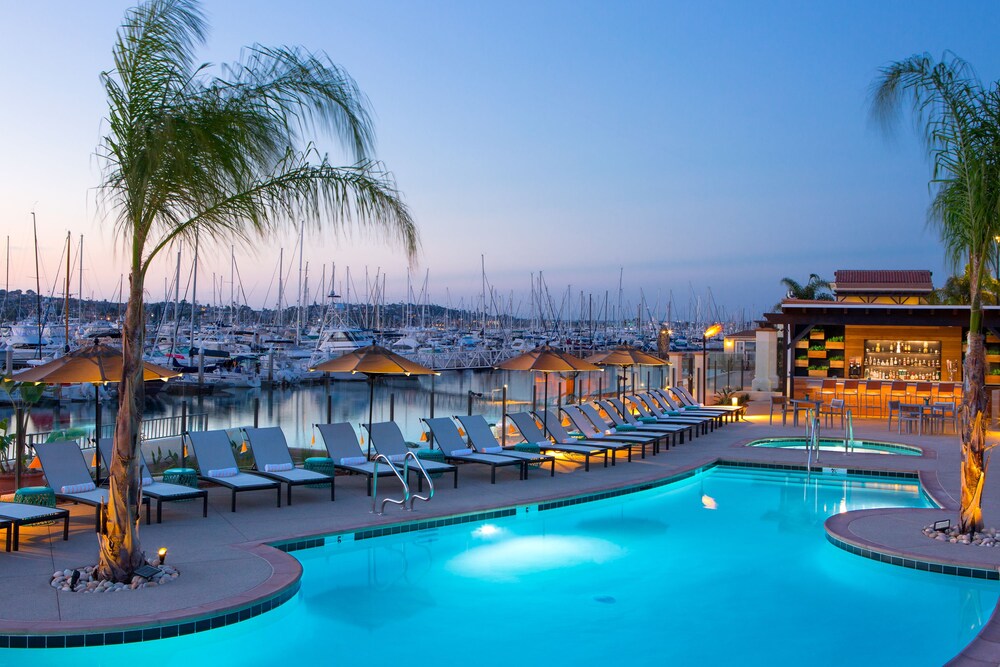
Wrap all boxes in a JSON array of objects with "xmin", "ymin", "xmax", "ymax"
[
  {"xmin": 11, "ymin": 342, "xmax": 179, "ymax": 384},
  {"xmin": 497, "ymin": 345, "xmax": 600, "ymax": 424},
  {"xmin": 497, "ymin": 345, "xmax": 601, "ymax": 373},
  {"xmin": 586, "ymin": 346, "xmax": 668, "ymax": 401},
  {"xmin": 585, "ymin": 346, "xmax": 668, "ymax": 368},
  {"xmin": 10, "ymin": 342, "xmax": 179, "ymax": 485},
  {"xmin": 310, "ymin": 344, "xmax": 437, "ymax": 457},
  {"xmin": 310, "ymin": 344, "xmax": 438, "ymax": 377}
]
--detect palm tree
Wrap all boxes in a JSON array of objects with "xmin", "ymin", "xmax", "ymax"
[
  {"xmin": 96, "ymin": 0, "xmax": 417, "ymax": 581},
  {"xmin": 780, "ymin": 274, "xmax": 834, "ymax": 300},
  {"xmin": 871, "ymin": 53, "xmax": 1000, "ymax": 534}
]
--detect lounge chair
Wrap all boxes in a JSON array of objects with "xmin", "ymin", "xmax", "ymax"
[
  {"xmin": 315, "ymin": 422, "xmax": 400, "ymax": 496},
  {"xmin": 651, "ymin": 389, "xmax": 726, "ymax": 426},
  {"xmin": 97, "ymin": 438, "xmax": 208, "ymax": 523},
  {"xmin": 33, "ymin": 440, "xmax": 150, "ymax": 530},
  {"xmin": 559, "ymin": 405, "xmax": 657, "ymax": 459},
  {"xmin": 0, "ymin": 502, "xmax": 70, "ymax": 552},
  {"xmin": 422, "ymin": 417, "xmax": 525, "ymax": 483},
  {"xmin": 595, "ymin": 399, "xmax": 692, "ymax": 445},
  {"xmin": 185, "ymin": 430, "xmax": 282, "ymax": 512},
  {"xmin": 579, "ymin": 402, "xmax": 684, "ymax": 449},
  {"xmin": 536, "ymin": 410, "xmax": 635, "ymax": 465},
  {"xmin": 612, "ymin": 395, "xmax": 707, "ymax": 433},
  {"xmin": 668, "ymin": 386, "xmax": 743, "ymax": 421},
  {"xmin": 506, "ymin": 412, "xmax": 607, "ymax": 472},
  {"xmin": 454, "ymin": 415, "xmax": 556, "ymax": 477},
  {"xmin": 364, "ymin": 422, "xmax": 459, "ymax": 490},
  {"xmin": 629, "ymin": 394, "xmax": 715, "ymax": 434},
  {"xmin": 241, "ymin": 427, "xmax": 335, "ymax": 504}
]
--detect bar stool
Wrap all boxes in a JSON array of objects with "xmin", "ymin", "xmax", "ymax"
[
  {"xmin": 769, "ymin": 396, "xmax": 789, "ymax": 426},
  {"xmin": 863, "ymin": 380, "xmax": 883, "ymax": 417},
  {"xmin": 936, "ymin": 382, "xmax": 957, "ymax": 402},
  {"xmin": 914, "ymin": 382, "xmax": 933, "ymax": 403},
  {"xmin": 820, "ymin": 379, "xmax": 838, "ymax": 403},
  {"xmin": 840, "ymin": 380, "xmax": 860, "ymax": 415},
  {"xmin": 889, "ymin": 381, "xmax": 908, "ymax": 407}
]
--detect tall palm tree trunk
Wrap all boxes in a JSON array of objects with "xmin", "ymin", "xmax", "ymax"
[
  {"xmin": 960, "ymin": 274, "xmax": 988, "ymax": 534},
  {"xmin": 96, "ymin": 270, "xmax": 147, "ymax": 581}
]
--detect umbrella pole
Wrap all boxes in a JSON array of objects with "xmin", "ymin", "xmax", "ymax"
[
  {"xmin": 502, "ymin": 384, "xmax": 508, "ymax": 447},
  {"xmin": 94, "ymin": 384, "xmax": 102, "ymax": 486},
  {"xmin": 429, "ymin": 373, "xmax": 435, "ymax": 419},
  {"xmin": 367, "ymin": 377, "xmax": 375, "ymax": 459},
  {"xmin": 543, "ymin": 374, "xmax": 550, "ymax": 437}
]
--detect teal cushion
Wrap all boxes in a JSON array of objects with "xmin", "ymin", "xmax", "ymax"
[
  {"xmin": 615, "ymin": 424, "xmax": 638, "ymax": 432},
  {"xmin": 667, "ymin": 410, "xmax": 681, "ymax": 416},
  {"xmin": 637, "ymin": 417, "xmax": 658, "ymax": 424},
  {"xmin": 683, "ymin": 406, "xmax": 700, "ymax": 411}
]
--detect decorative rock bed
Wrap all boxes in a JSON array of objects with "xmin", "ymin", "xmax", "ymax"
[
  {"xmin": 50, "ymin": 561, "xmax": 180, "ymax": 592},
  {"xmin": 923, "ymin": 524, "xmax": 1000, "ymax": 547}
]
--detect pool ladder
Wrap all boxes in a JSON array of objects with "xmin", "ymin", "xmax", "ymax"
[
  {"xmin": 370, "ymin": 451, "xmax": 435, "ymax": 515},
  {"xmin": 844, "ymin": 409, "xmax": 855, "ymax": 454},
  {"xmin": 806, "ymin": 412, "xmax": 820, "ymax": 470}
]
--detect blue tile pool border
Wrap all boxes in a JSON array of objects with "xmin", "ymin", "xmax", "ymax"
[
  {"xmin": 826, "ymin": 532, "xmax": 1000, "ymax": 580},
  {"xmin": 0, "ymin": 581, "xmax": 299, "ymax": 649}
]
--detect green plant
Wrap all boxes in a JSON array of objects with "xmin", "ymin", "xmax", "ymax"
[
  {"xmin": 827, "ymin": 335, "xmax": 845, "ymax": 343},
  {"xmin": 829, "ymin": 355, "xmax": 845, "ymax": 362},
  {"xmin": 809, "ymin": 344, "xmax": 825, "ymax": 351},
  {"xmin": 807, "ymin": 365, "xmax": 830, "ymax": 371},
  {"xmin": 0, "ymin": 380, "xmax": 48, "ymax": 474},
  {"xmin": 715, "ymin": 387, "xmax": 749, "ymax": 406},
  {"xmin": 148, "ymin": 445, "xmax": 179, "ymax": 471},
  {"xmin": 987, "ymin": 346, "xmax": 1000, "ymax": 355},
  {"xmin": 989, "ymin": 368, "xmax": 1000, "ymax": 376},
  {"xmin": 796, "ymin": 354, "xmax": 808, "ymax": 361}
]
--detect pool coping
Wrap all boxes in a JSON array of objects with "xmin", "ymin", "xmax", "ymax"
[{"xmin": 0, "ymin": 452, "xmax": 995, "ymax": 651}]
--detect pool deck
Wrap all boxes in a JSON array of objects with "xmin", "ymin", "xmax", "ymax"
[{"xmin": 2, "ymin": 403, "xmax": 1000, "ymax": 663}]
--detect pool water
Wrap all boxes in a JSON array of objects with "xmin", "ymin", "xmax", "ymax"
[
  {"xmin": 6, "ymin": 467, "xmax": 995, "ymax": 667},
  {"xmin": 747, "ymin": 437, "xmax": 922, "ymax": 455}
]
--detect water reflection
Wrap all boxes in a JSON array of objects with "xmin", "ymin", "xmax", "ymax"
[{"xmin": 0, "ymin": 369, "xmax": 569, "ymax": 446}]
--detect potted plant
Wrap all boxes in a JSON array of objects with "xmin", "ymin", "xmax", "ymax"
[{"xmin": 0, "ymin": 379, "xmax": 48, "ymax": 494}]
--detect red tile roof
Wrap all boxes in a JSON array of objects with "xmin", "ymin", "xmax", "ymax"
[{"xmin": 832, "ymin": 270, "xmax": 933, "ymax": 293}]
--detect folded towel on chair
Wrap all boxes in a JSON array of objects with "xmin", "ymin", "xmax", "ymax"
[
  {"xmin": 208, "ymin": 467, "xmax": 238, "ymax": 478},
  {"xmin": 60, "ymin": 482, "xmax": 96, "ymax": 494}
]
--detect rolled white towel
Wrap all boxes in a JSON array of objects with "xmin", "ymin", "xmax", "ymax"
[
  {"xmin": 481, "ymin": 446, "xmax": 504, "ymax": 454},
  {"xmin": 207, "ymin": 467, "xmax": 238, "ymax": 478},
  {"xmin": 264, "ymin": 462, "xmax": 294, "ymax": 473},
  {"xmin": 387, "ymin": 454, "xmax": 407, "ymax": 463},
  {"xmin": 339, "ymin": 456, "xmax": 367, "ymax": 466},
  {"xmin": 449, "ymin": 448, "xmax": 473, "ymax": 456},
  {"xmin": 60, "ymin": 482, "xmax": 96, "ymax": 494},
  {"xmin": 141, "ymin": 476, "xmax": 154, "ymax": 486}
]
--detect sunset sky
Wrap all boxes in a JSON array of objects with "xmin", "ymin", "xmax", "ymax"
[{"xmin": 2, "ymin": 1, "xmax": 1000, "ymax": 322}]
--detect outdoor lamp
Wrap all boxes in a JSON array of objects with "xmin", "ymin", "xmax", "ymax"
[{"xmin": 158, "ymin": 547, "xmax": 168, "ymax": 565}]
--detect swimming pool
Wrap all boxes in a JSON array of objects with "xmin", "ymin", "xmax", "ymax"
[
  {"xmin": 4, "ymin": 466, "xmax": 994, "ymax": 666},
  {"xmin": 747, "ymin": 437, "xmax": 922, "ymax": 456}
]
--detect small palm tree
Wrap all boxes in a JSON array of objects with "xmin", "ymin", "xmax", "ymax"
[
  {"xmin": 871, "ymin": 52, "xmax": 1000, "ymax": 534},
  {"xmin": 779, "ymin": 274, "xmax": 834, "ymax": 301},
  {"xmin": 97, "ymin": 0, "xmax": 417, "ymax": 581}
]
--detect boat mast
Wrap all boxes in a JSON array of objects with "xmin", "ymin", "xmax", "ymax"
[
  {"xmin": 31, "ymin": 212, "xmax": 42, "ymax": 359},
  {"xmin": 190, "ymin": 231, "xmax": 199, "ymax": 350},
  {"xmin": 78, "ymin": 235, "xmax": 84, "ymax": 322},
  {"xmin": 296, "ymin": 228, "xmax": 303, "ymax": 346},
  {"xmin": 64, "ymin": 230, "xmax": 70, "ymax": 353}
]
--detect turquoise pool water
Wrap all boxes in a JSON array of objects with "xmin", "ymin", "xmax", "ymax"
[
  {"xmin": 747, "ymin": 437, "xmax": 922, "ymax": 456},
  {"xmin": 5, "ymin": 466, "xmax": 996, "ymax": 666}
]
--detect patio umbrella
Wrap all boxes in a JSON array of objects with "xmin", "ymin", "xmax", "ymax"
[
  {"xmin": 309, "ymin": 344, "xmax": 438, "ymax": 457},
  {"xmin": 11, "ymin": 342, "xmax": 179, "ymax": 484},
  {"xmin": 497, "ymin": 345, "xmax": 601, "ymax": 431},
  {"xmin": 585, "ymin": 346, "xmax": 669, "ymax": 401}
]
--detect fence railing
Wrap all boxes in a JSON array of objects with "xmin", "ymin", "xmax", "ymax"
[{"xmin": 23, "ymin": 413, "xmax": 209, "ymax": 453}]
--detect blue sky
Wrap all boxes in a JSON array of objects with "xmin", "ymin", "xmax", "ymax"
[{"xmin": 2, "ymin": 1, "xmax": 1000, "ymax": 321}]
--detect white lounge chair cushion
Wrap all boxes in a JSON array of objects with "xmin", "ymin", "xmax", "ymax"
[
  {"xmin": 481, "ymin": 446, "xmax": 504, "ymax": 454},
  {"xmin": 208, "ymin": 467, "xmax": 238, "ymax": 478},
  {"xmin": 339, "ymin": 456, "xmax": 367, "ymax": 466},
  {"xmin": 60, "ymin": 482, "xmax": 96, "ymax": 494},
  {"xmin": 450, "ymin": 448, "xmax": 473, "ymax": 456},
  {"xmin": 264, "ymin": 463, "xmax": 294, "ymax": 473}
]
